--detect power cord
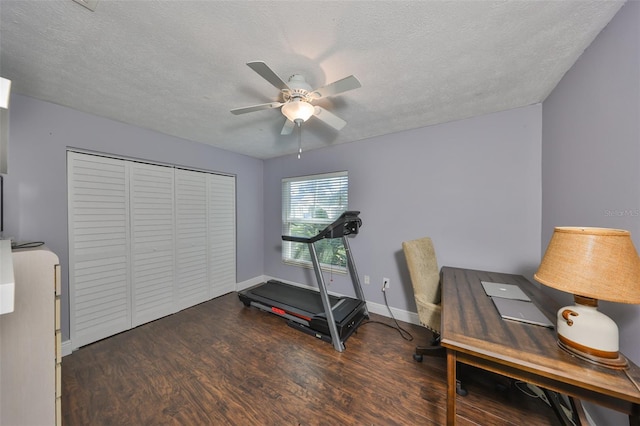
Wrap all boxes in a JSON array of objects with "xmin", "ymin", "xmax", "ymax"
[
  {"xmin": 360, "ymin": 283, "xmax": 414, "ymax": 342},
  {"xmin": 12, "ymin": 241, "xmax": 45, "ymax": 249},
  {"xmin": 514, "ymin": 381, "xmax": 550, "ymax": 406}
]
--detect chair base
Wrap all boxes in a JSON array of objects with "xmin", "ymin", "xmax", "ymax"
[
  {"xmin": 413, "ymin": 345, "xmax": 445, "ymax": 362},
  {"xmin": 412, "ymin": 333, "xmax": 468, "ymax": 396}
]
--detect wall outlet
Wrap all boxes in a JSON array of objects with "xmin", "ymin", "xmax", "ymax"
[
  {"xmin": 382, "ymin": 277, "xmax": 390, "ymax": 291},
  {"xmin": 364, "ymin": 275, "xmax": 370, "ymax": 285}
]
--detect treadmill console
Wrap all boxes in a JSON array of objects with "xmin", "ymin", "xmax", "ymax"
[{"xmin": 282, "ymin": 211, "xmax": 362, "ymax": 243}]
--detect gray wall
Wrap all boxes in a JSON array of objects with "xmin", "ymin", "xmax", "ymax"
[
  {"xmin": 542, "ymin": 2, "xmax": 639, "ymax": 424},
  {"xmin": 4, "ymin": 94, "xmax": 265, "ymax": 342},
  {"xmin": 6, "ymin": 4, "xmax": 636, "ymax": 419},
  {"xmin": 264, "ymin": 105, "xmax": 542, "ymax": 312}
]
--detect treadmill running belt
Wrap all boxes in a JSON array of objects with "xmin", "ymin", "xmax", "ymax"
[{"xmin": 250, "ymin": 280, "xmax": 340, "ymax": 314}]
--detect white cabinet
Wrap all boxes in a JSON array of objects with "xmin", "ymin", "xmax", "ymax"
[
  {"xmin": 0, "ymin": 246, "xmax": 61, "ymax": 426},
  {"xmin": 68, "ymin": 151, "xmax": 236, "ymax": 348}
]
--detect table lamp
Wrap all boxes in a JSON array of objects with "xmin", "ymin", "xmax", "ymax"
[{"xmin": 534, "ymin": 227, "xmax": 640, "ymax": 369}]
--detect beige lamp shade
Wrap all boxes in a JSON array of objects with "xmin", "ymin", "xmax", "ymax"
[{"xmin": 535, "ymin": 227, "xmax": 640, "ymax": 304}]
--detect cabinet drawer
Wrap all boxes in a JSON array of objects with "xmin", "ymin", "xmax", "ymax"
[
  {"xmin": 55, "ymin": 330, "xmax": 62, "ymax": 363},
  {"xmin": 56, "ymin": 396, "xmax": 62, "ymax": 426},
  {"xmin": 56, "ymin": 362, "xmax": 62, "ymax": 398},
  {"xmin": 55, "ymin": 296, "xmax": 61, "ymax": 331},
  {"xmin": 54, "ymin": 264, "xmax": 61, "ymax": 296}
]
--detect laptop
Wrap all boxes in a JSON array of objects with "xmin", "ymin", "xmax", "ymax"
[
  {"xmin": 481, "ymin": 281, "xmax": 531, "ymax": 301},
  {"xmin": 491, "ymin": 297, "xmax": 554, "ymax": 328}
]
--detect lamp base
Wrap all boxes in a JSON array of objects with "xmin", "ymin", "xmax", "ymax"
[
  {"xmin": 555, "ymin": 296, "xmax": 628, "ymax": 369},
  {"xmin": 558, "ymin": 339, "xmax": 628, "ymax": 370}
]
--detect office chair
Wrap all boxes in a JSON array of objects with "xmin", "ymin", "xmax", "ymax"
[{"xmin": 402, "ymin": 236, "xmax": 467, "ymax": 396}]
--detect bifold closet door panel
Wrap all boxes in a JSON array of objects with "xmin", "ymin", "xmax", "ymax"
[
  {"xmin": 68, "ymin": 152, "xmax": 131, "ymax": 348},
  {"xmin": 130, "ymin": 162, "xmax": 176, "ymax": 327},
  {"xmin": 175, "ymin": 169, "xmax": 209, "ymax": 310},
  {"xmin": 209, "ymin": 174, "xmax": 236, "ymax": 297}
]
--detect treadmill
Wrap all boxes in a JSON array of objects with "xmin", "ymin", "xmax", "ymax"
[{"xmin": 238, "ymin": 211, "xmax": 369, "ymax": 352}]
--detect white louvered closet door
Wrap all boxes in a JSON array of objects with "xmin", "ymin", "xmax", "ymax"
[
  {"xmin": 69, "ymin": 152, "xmax": 237, "ymax": 349},
  {"xmin": 68, "ymin": 152, "xmax": 131, "ymax": 348},
  {"xmin": 175, "ymin": 169, "xmax": 210, "ymax": 310},
  {"xmin": 209, "ymin": 174, "xmax": 236, "ymax": 296},
  {"xmin": 130, "ymin": 162, "xmax": 176, "ymax": 327}
]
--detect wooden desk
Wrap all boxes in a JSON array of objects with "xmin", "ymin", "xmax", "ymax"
[{"xmin": 440, "ymin": 266, "xmax": 640, "ymax": 425}]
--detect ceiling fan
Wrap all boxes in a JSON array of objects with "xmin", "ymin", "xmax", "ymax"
[{"xmin": 231, "ymin": 61, "xmax": 361, "ymax": 136}]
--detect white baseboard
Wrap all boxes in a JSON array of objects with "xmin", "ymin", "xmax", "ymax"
[
  {"xmin": 365, "ymin": 300, "xmax": 420, "ymax": 325},
  {"xmin": 62, "ymin": 277, "xmax": 421, "ymax": 358},
  {"xmin": 236, "ymin": 275, "xmax": 268, "ymax": 292}
]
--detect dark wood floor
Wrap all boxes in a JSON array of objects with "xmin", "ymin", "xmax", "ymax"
[{"xmin": 62, "ymin": 292, "xmax": 562, "ymax": 425}]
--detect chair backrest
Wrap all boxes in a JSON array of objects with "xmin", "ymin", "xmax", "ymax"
[{"xmin": 402, "ymin": 236, "xmax": 441, "ymax": 306}]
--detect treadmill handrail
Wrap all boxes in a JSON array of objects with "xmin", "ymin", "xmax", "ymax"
[{"xmin": 282, "ymin": 211, "xmax": 362, "ymax": 244}]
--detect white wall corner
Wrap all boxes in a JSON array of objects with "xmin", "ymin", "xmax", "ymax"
[{"xmin": 236, "ymin": 275, "xmax": 269, "ymax": 292}]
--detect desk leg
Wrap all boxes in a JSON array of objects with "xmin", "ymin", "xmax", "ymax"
[{"xmin": 447, "ymin": 349, "xmax": 457, "ymax": 426}]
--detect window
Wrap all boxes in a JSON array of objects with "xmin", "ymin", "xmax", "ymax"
[{"xmin": 282, "ymin": 171, "xmax": 348, "ymax": 271}]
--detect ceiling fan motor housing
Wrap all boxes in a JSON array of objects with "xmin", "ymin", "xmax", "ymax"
[{"xmin": 282, "ymin": 74, "xmax": 313, "ymax": 102}]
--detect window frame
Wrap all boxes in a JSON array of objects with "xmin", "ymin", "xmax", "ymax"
[{"xmin": 281, "ymin": 171, "xmax": 349, "ymax": 272}]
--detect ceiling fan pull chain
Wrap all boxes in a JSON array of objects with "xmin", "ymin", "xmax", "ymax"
[{"xmin": 296, "ymin": 119, "xmax": 303, "ymax": 159}]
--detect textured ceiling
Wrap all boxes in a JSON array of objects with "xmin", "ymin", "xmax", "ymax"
[{"xmin": 0, "ymin": 1, "xmax": 625, "ymax": 159}]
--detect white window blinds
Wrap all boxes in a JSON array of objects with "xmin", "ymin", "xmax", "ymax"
[{"xmin": 282, "ymin": 171, "xmax": 348, "ymax": 269}]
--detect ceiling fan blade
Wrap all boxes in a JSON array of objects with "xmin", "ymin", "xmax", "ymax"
[
  {"xmin": 281, "ymin": 119, "xmax": 295, "ymax": 135},
  {"xmin": 247, "ymin": 61, "xmax": 290, "ymax": 91},
  {"xmin": 230, "ymin": 102, "xmax": 283, "ymax": 115},
  {"xmin": 311, "ymin": 75, "xmax": 361, "ymax": 99},
  {"xmin": 313, "ymin": 106, "xmax": 347, "ymax": 131}
]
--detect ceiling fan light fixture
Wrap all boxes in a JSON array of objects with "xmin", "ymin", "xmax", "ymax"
[{"xmin": 281, "ymin": 99, "xmax": 314, "ymax": 122}]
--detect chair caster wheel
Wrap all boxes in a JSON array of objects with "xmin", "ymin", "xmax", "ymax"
[
  {"xmin": 456, "ymin": 381, "xmax": 468, "ymax": 397},
  {"xmin": 413, "ymin": 353, "xmax": 423, "ymax": 362}
]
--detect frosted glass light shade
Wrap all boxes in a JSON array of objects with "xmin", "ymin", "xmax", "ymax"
[{"xmin": 281, "ymin": 99, "xmax": 314, "ymax": 122}]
